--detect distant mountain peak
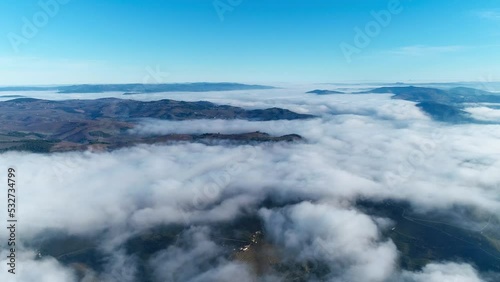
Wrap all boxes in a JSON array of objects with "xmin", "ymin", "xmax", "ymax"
[
  {"xmin": 0, "ymin": 83, "xmax": 275, "ymax": 94},
  {"xmin": 306, "ymin": 89, "xmax": 345, "ymax": 95}
]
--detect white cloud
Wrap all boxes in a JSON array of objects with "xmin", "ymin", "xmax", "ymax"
[
  {"xmin": 464, "ymin": 106, "xmax": 500, "ymax": 122},
  {"xmin": 260, "ymin": 202, "xmax": 398, "ymax": 282},
  {"xmin": 387, "ymin": 45, "xmax": 466, "ymax": 56},
  {"xmin": 129, "ymin": 118, "xmax": 306, "ymax": 136},
  {"xmin": 0, "ymin": 86, "xmax": 499, "ymax": 280},
  {"xmin": 149, "ymin": 227, "xmax": 255, "ymax": 282},
  {"xmin": 477, "ymin": 10, "xmax": 500, "ymax": 21},
  {"xmin": 0, "ymin": 250, "xmax": 77, "ymax": 282},
  {"xmin": 400, "ymin": 262, "xmax": 484, "ymax": 282}
]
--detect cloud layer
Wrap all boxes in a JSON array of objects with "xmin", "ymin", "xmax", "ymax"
[{"xmin": 1, "ymin": 85, "xmax": 499, "ymax": 281}]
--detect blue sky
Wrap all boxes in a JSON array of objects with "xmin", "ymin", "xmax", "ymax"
[{"xmin": 1, "ymin": 0, "xmax": 500, "ymax": 85}]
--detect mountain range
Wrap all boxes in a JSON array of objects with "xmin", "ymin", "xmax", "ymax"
[
  {"xmin": 0, "ymin": 97, "xmax": 313, "ymax": 153},
  {"xmin": 308, "ymin": 86, "xmax": 500, "ymax": 123},
  {"xmin": 0, "ymin": 83, "xmax": 274, "ymax": 94}
]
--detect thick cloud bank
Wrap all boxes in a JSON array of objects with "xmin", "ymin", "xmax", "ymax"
[
  {"xmin": 400, "ymin": 262, "xmax": 484, "ymax": 282},
  {"xmin": 260, "ymin": 202, "xmax": 398, "ymax": 282},
  {"xmin": 0, "ymin": 85, "xmax": 499, "ymax": 281}
]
